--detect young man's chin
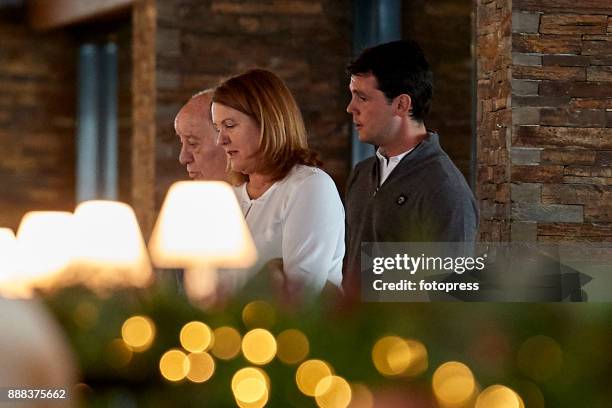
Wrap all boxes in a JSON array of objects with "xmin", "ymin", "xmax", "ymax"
[{"xmin": 357, "ymin": 133, "xmax": 372, "ymax": 144}]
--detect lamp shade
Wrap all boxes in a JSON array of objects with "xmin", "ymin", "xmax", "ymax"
[
  {"xmin": 15, "ymin": 211, "xmax": 75, "ymax": 293},
  {"xmin": 71, "ymin": 200, "xmax": 153, "ymax": 290},
  {"xmin": 0, "ymin": 298, "xmax": 77, "ymax": 392},
  {"xmin": 0, "ymin": 228, "xmax": 21, "ymax": 297},
  {"xmin": 149, "ymin": 181, "xmax": 257, "ymax": 269},
  {"xmin": 0, "ymin": 227, "xmax": 18, "ymax": 277}
]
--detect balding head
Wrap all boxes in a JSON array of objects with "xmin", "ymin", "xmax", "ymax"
[{"xmin": 175, "ymin": 91, "xmax": 227, "ymax": 181}]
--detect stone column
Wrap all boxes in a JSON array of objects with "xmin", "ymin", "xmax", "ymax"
[{"xmin": 476, "ymin": 0, "xmax": 612, "ymax": 242}]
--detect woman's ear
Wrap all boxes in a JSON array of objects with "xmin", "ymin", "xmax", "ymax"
[{"xmin": 394, "ymin": 94, "xmax": 412, "ymax": 117}]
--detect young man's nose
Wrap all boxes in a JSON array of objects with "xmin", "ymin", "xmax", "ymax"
[{"xmin": 346, "ymin": 99, "xmax": 357, "ymax": 114}]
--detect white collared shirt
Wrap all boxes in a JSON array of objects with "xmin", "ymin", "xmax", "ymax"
[
  {"xmin": 232, "ymin": 165, "xmax": 345, "ymax": 294},
  {"xmin": 376, "ymin": 147, "xmax": 415, "ymax": 186}
]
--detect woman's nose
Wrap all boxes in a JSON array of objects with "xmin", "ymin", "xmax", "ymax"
[{"xmin": 216, "ymin": 129, "xmax": 227, "ymax": 145}]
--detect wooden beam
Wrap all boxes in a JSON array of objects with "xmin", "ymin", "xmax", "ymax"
[
  {"xmin": 28, "ymin": 0, "xmax": 134, "ymax": 31},
  {"xmin": 131, "ymin": 0, "xmax": 156, "ymax": 239}
]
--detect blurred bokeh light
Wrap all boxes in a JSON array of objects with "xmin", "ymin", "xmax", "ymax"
[
  {"xmin": 432, "ymin": 361, "xmax": 476, "ymax": 406},
  {"xmin": 514, "ymin": 380, "xmax": 545, "ymax": 408},
  {"xmin": 121, "ymin": 315, "xmax": 155, "ymax": 352},
  {"xmin": 475, "ymin": 385, "xmax": 523, "ymax": 408},
  {"xmin": 232, "ymin": 367, "xmax": 270, "ymax": 408},
  {"xmin": 517, "ymin": 335, "xmax": 563, "ymax": 381},
  {"xmin": 73, "ymin": 300, "xmax": 99, "ymax": 329},
  {"xmin": 276, "ymin": 329, "xmax": 310, "ymax": 365},
  {"xmin": 211, "ymin": 326, "xmax": 242, "ymax": 360},
  {"xmin": 296, "ymin": 359, "xmax": 333, "ymax": 397},
  {"xmin": 186, "ymin": 352, "xmax": 215, "ymax": 383},
  {"xmin": 107, "ymin": 338, "xmax": 133, "ymax": 368},
  {"xmin": 159, "ymin": 349, "xmax": 190, "ymax": 382},
  {"xmin": 372, "ymin": 335, "xmax": 428, "ymax": 377},
  {"xmin": 242, "ymin": 328, "xmax": 277, "ymax": 365},
  {"xmin": 242, "ymin": 300, "xmax": 276, "ymax": 329},
  {"xmin": 315, "ymin": 375, "xmax": 352, "ymax": 408},
  {"xmin": 180, "ymin": 321, "xmax": 213, "ymax": 353}
]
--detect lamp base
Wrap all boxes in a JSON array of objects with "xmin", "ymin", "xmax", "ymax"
[{"xmin": 184, "ymin": 266, "xmax": 218, "ymax": 306}]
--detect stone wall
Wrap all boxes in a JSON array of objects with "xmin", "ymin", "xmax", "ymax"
[
  {"xmin": 0, "ymin": 8, "xmax": 77, "ymax": 231},
  {"xmin": 511, "ymin": 0, "xmax": 612, "ymax": 242},
  {"xmin": 154, "ymin": 0, "xmax": 352, "ymax": 208},
  {"xmin": 477, "ymin": 0, "xmax": 612, "ymax": 242},
  {"xmin": 476, "ymin": 0, "xmax": 513, "ymax": 242}
]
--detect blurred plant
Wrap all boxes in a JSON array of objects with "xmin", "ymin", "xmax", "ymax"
[{"xmin": 42, "ymin": 279, "xmax": 612, "ymax": 407}]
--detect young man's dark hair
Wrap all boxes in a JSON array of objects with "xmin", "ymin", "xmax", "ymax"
[{"xmin": 347, "ymin": 39, "xmax": 433, "ymax": 122}]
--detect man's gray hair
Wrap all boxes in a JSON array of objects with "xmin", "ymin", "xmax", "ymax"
[
  {"xmin": 191, "ymin": 88, "xmax": 214, "ymax": 99},
  {"xmin": 175, "ymin": 88, "xmax": 215, "ymax": 129}
]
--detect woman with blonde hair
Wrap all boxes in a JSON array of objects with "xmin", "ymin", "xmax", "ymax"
[{"xmin": 212, "ymin": 69, "xmax": 344, "ymax": 297}]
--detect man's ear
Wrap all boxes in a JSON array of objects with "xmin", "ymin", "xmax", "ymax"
[{"xmin": 394, "ymin": 94, "xmax": 412, "ymax": 117}]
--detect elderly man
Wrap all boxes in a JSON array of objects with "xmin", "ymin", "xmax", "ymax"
[{"xmin": 175, "ymin": 90, "xmax": 227, "ymax": 181}]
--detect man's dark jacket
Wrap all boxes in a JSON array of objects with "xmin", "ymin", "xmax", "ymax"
[{"xmin": 344, "ymin": 132, "xmax": 479, "ymax": 293}]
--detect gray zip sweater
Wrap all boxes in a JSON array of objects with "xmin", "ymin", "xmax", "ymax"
[{"xmin": 344, "ymin": 132, "xmax": 479, "ymax": 290}]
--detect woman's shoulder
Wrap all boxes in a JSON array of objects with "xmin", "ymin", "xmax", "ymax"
[
  {"xmin": 280, "ymin": 166, "xmax": 343, "ymax": 214},
  {"xmin": 285, "ymin": 164, "xmax": 336, "ymax": 190}
]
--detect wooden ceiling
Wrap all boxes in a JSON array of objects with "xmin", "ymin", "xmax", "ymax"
[{"xmin": 28, "ymin": 0, "xmax": 133, "ymax": 30}]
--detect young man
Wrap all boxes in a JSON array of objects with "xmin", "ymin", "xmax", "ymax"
[
  {"xmin": 176, "ymin": 90, "xmax": 227, "ymax": 181},
  {"xmin": 344, "ymin": 40, "xmax": 478, "ymax": 294}
]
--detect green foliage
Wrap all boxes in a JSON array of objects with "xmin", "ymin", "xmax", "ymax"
[{"xmin": 43, "ymin": 283, "xmax": 612, "ymax": 407}]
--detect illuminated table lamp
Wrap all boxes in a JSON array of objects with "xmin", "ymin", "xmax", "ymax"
[
  {"xmin": 0, "ymin": 233, "xmax": 78, "ymax": 392},
  {"xmin": 71, "ymin": 200, "xmax": 153, "ymax": 291},
  {"xmin": 14, "ymin": 211, "xmax": 76, "ymax": 296},
  {"xmin": 148, "ymin": 181, "xmax": 257, "ymax": 302},
  {"xmin": 0, "ymin": 227, "xmax": 22, "ymax": 298},
  {"xmin": 0, "ymin": 298, "xmax": 77, "ymax": 395}
]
